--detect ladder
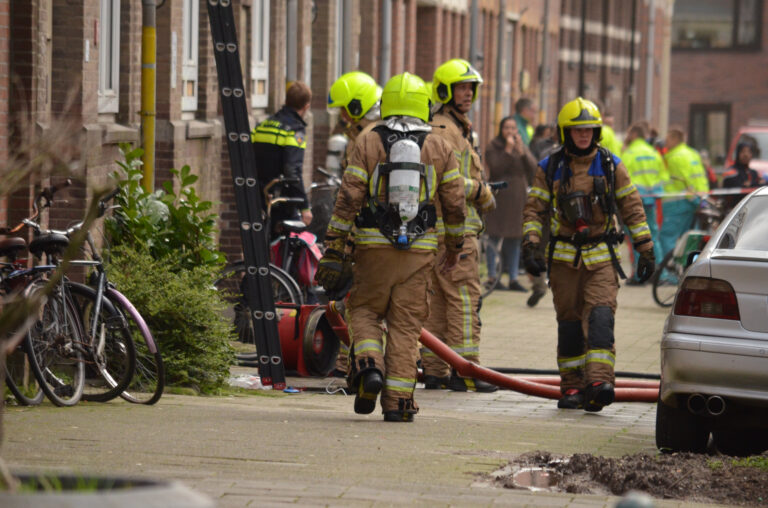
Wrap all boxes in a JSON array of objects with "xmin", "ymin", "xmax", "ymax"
[{"xmin": 206, "ymin": 0, "xmax": 286, "ymax": 389}]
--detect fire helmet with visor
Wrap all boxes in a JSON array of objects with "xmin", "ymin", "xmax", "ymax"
[
  {"xmin": 327, "ymin": 71, "xmax": 382, "ymax": 122},
  {"xmin": 432, "ymin": 58, "xmax": 483, "ymax": 105},
  {"xmin": 380, "ymin": 72, "xmax": 432, "ymax": 123},
  {"xmin": 557, "ymin": 97, "xmax": 603, "ymax": 146}
]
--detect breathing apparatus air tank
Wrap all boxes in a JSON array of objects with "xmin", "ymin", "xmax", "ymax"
[
  {"xmin": 325, "ymin": 134, "xmax": 348, "ymax": 177},
  {"xmin": 386, "ymin": 138, "xmax": 423, "ymax": 246}
]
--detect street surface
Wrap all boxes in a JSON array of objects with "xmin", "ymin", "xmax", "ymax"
[{"xmin": 3, "ymin": 266, "xmax": 728, "ymax": 507}]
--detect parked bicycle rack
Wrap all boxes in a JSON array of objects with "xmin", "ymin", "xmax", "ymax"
[{"xmin": 207, "ymin": 1, "xmax": 285, "ymax": 389}]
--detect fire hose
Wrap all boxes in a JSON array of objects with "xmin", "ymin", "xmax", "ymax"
[{"xmin": 325, "ymin": 301, "xmax": 659, "ymax": 402}]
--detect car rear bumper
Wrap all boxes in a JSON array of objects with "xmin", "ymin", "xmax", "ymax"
[{"xmin": 660, "ymin": 332, "xmax": 768, "ymax": 406}]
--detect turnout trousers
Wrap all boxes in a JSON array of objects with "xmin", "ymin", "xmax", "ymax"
[
  {"xmin": 347, "ymin": 248, "xmax": 434, "ymax": 412},
  {"xmin": 549, "ymin": 261, "xmax": 618, "ymax": 392},
  {"xmin": 421, "ymin": 236, "xmax": 482, "ymax": 377}
]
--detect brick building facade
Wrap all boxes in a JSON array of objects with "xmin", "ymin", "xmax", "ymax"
[
  {"xmin": 3, "ymin": 0, "xmax": 673, "ymax": 262},
  {"xmin": 669, "ymin": 0, "xmax": 768, "ymax": 166}
]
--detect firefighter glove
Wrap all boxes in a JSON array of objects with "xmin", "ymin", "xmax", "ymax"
[
  {"xmin": 523, "ymin": 241, "xmax": 547, "ymax": 276},
  {"xmin": 316, "ymin": 236, "xmax": 353, "ymax": 293},
  {"xmin": 476, "ymin": 182, "xmax": 496, "ymax": 213},
  {"xmin": 636, "ymin": 249, "xmax": 656, "ymax": 283}
]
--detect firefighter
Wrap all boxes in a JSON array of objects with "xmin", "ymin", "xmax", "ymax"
[
  {"xmin": 251, "ymin": 81, "xmax": 313, "ymax": 232},
  {"xmin": 327, "ymin": 71, "xmax": 383, "ymax": 170},
  {"xmin": 420, "ymin": 58, "xmax": 498, "ymax": 393},
  {"xmin": 315, "ymin": 72, "xmax": 466, "ymax": 422},
  {"xmin": 326, "ymin": 71, "xmax": 382, "ymax": 376},
  {"xmin": 521, "ymin": 97, "xmax": 655, "ymax": 411}
]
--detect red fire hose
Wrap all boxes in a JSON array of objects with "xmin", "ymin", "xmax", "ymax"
[{"xmin": 324, "ymin": 302, "xmax": 659, "ymax": 402}]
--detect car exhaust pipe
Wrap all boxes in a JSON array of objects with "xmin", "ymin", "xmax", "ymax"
[
  {"xmin": 687, "ymin": 393, "xmax": 707, "ymax": 414},
  {"xmin": 706, "ymin": 395, "xmax": 726, "ymax": 416}
]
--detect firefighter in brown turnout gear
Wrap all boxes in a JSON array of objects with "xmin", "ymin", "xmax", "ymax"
[
  {"xmin": 315, "ymin": 72, "xmax": 466, "ymax": 422},
  {"xmin": 420, "ymin": 58, "xmax": 498, "ymax": 393},
  {"xmin": 522, "ymin": 98, "xmax": 655, "ymax": 411},
  {"xmin": 325, "ymin": 71, "xmax": 382, "ymax": 376}
]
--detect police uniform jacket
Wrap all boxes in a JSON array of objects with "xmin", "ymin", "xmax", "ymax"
[{"xmin": 251, "ymin": 106, "xmax": 309, "ymax": 210}]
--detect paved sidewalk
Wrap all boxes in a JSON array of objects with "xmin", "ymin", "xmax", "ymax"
[{"xmin": 3, "ymin": 283, "xmax": 725, "ymax": 507}]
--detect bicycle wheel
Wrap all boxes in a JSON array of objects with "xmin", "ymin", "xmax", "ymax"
[
  {"xmin": 25, "ymin": 278, "xmax": 86, "ymax": 406},
  {"xmin": 652, "ymin": 250, "xmax": 679, "ymax": 308},
  {"xmin": 106, "ymin": 288, "xmax": 165, "ymax": 405},
  {"xmin": 67, "ymin": 282, "xmax": 136, "ymax": 402},
  {"xmin": 215, "ymin": 262, "xmax": 302, "ymax": 358},
  {"xmin": 5, "ymin": 341, "xmax": 43, "ymax": 406}
]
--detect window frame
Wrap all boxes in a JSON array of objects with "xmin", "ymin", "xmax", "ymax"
[
  {"xmin": 98, "ymin": 0, "xmax": 121, "ymax": 114},
  {"xmin": 181, "ymin": 0, "xmax": 199, "ymax": 114},
  {"xmin": 250, "ymin": 0, "xmax": 270, "ymax": 109},
  {"xmin": 672, "ymin": 0, "xmax": 763, "ymax": 51},
  {"xmin": 688, "ymin": 103, "xmax": 731, "ymax": 166}
]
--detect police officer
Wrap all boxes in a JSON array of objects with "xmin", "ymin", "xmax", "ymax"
[
  {"xmin": 522, "ymin": 98, "xmax": 655, "ymax": 411},
  {"xmin": 659, "ymin": 127, "xmax": 710, "ymax": 257},
  {"xmin": 621, "ymin": 123, "xmax": 666, "ymax": 282},
  {"xmin": 251, "ymin": 81, "xmax": 313, "ymax": 231},
  {"xmin": 326, "ymin": 71, "xmax": 382, "ymax": 376},
  {"xmin": 419, "ymin": 58, "xmax": 497, "ymax": 393},
  {"xmin": 315, "ymin": 72, "xmax": 466, "ymax": 422}
]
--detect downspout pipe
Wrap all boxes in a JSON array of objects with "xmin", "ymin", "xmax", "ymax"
[
  {"xmin": 379, "ymin": 0, "xmax": 392, "ymax": 83},
  {"xmin": 494, "ymin": 0, "xmax": 506, "ymax": 128},
  {"xmin": 577, "ymin": 0, "xmax": 586, "ymax": 96},
  {"xmin": 644, "ymin": 0, "xmax": 656, "ymax": 122},
  {"xmin": 141, "ymin": 0, "xmax": 157, "ymax": 192},
  {"xmin": 539, "ymin": 0, "xmax": 550, "ymax": 123}
]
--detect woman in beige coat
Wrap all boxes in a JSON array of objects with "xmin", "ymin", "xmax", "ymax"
[{"xmin": 484, "ymin": 116, "xmax": 537, "ymax": 291}]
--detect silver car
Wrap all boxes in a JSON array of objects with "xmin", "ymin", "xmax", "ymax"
[{"xmin": 656, "ymin": 186, "xmax": 768, "ymax": 456}]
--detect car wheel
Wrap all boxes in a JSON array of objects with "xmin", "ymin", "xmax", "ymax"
[
  {"xmin": 655, "ymin": 396, "xmax": 709, "ymax": 453},
  {"xmin": 712, "ymin": 429, "xmax": 768, "ymax": 457}
]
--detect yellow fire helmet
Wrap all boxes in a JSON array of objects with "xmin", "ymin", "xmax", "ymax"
[
  {"xmin": 432, "ymin": 58, "xmax": 483, "ymax": 105},
  {"xmin": 380, "ymin": 72, "xmax": 431, "ymax": 123},
  {"xmin": 327, "ymin": 71, "xmax": 382, "ymax": 122},
  {"xmin": 557, "ymin": 97, "xmax": 603, "ymax": 144}
]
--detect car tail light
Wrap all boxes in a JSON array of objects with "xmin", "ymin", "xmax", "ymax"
[{"xmin": 674, "ymin": 277, "xmax": 740, "ymax": 320}]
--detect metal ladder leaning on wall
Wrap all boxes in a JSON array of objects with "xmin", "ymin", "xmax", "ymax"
[{"xmin": 206, "ymin": 0, "xmax": 286, "ymax": 389}]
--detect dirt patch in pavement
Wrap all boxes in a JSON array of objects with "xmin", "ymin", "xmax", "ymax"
[{"xmin": 487, "ymin": 451, "xmax": 768, "ymax": 506}]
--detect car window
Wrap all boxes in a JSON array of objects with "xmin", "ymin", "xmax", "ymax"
[{"xmin": 717, "ymin": 195, "xmax": 768, "ymax": 250}]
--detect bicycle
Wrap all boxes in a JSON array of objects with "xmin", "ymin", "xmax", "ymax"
[
  {"xmin": 651, "ymin": 194, "xmax": 725, "ymax": 307},
  {"xmin": 1, "ymin": 235, "xmax": 43, "ymax": 406},
  {"xmin": 307, "ymin": 166, "xmax": 342, "ymax": 244},
  {"xmin": 64, "ymin": 187, "xmax": 165, "ymax": 404}
]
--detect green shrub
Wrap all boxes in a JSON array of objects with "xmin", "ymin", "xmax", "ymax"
[
  {"xmin": 106, "ymin": 143, "xmax": 225, "ymax": 273},
  {"xmin": 106, "ymin": 246, "xmax": 235, "ymax": 394}
]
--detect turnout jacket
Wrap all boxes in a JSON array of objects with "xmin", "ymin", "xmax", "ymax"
[
  {"xmin": 431, "ymin": 104, "xmax": 491, "ymax": 236},
  {"xmin": 251, "ymin": 106, "xmax": 309, "ymax": 210},
  {"xmin": 326, "ymin": 122, "xmax": 466, "ymax": 253},
  {"xmin": 522, "ymin": 147, "xmax": 652, "ymax": 270},
  {"xmin": 342, "ymin": 118, "xmax": 377, "ymax": 170}
]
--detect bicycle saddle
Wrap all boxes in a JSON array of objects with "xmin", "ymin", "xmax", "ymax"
[
  {"xmin": 0, "ymin": 236, "xmax": 26, "ymax": 259},
  {"xmin": 28, "ymin": 233, "xmax": 69, "ymax": 259},
  {"xmin": 278, "ymin": 220, "xmax": 307, "ymax": 234}
]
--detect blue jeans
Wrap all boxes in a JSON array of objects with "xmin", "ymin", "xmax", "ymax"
[{"xmin": 486, "ymin": 237, "xmax": 522, "ymax": 281}]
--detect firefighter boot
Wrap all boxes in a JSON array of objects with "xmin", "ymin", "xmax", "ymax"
[
  {"xmin": 447, "ymin": 370, "xmax": 498, "ymax": 393},
  {"xmin": 423, "ymin": 375, "xmax": 449, "ymax": 390},
  {"xmin": 584, "ymin": 381, "xmax": 615, "ymax": 412},
  {"xmin": 557, "ymin": 388, "xmax": 584, "ymax": 409},
  {"xmin": 383, "ymin": 398, "xmax": 418, "ymax": 422},
  {"xmin": 353, "ymin": 369, "xmax": 384, "ymax": 415}
]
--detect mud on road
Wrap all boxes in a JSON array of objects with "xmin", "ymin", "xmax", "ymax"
[{"xmin": 487, "ymin": 451, "xmax": 768, "ymax": 507}]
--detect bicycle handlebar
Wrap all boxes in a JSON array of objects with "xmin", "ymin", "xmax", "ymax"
[
  {"xmin": 488, "ymin": 181, "xmax": 509, "ymax": 191},
  {"xmin": 0, "ymin": 179, "xmax": 72, "ymax": 235}
]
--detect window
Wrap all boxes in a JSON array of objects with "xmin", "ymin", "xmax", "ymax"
[
  {"xmin": 672, "ymin": 0, "xmax": 762, "ymax": 50},
  {"xmin": 182, "ymin": 0, "xmax": 199, "ymax": 114},
  {"xmin": 98, "ymin": 0, "xmax": 120, "ymax": 113},
  {"xmin": 250, "ymin": 0, "xmax": 269, "ymax": 109},
  {"xmin": 689, "ymin": 104, "xmax": 730, "ymax": 166}
]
